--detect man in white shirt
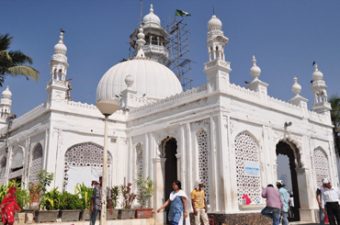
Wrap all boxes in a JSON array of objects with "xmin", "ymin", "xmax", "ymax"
[{"xmin": 320, "ymin": 178, "xmax": 340, "ymax": 225}]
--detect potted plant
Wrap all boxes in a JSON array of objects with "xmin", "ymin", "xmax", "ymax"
[
  {"xmin": 16, "ymin": 186, "xmax": 30, "ymax": 224},
  {"xmin": 107, "ymin": 185, "xmax": 119, "ymax": 220},
  {"xmin": 36, "ymin": 188, "xmax": 60, "ymax": 223},
  {"xmin": 75, "ymin": 183, "xmax": 93, "ymax": 221},
  {"xmin": 59, "ymin": 191, "xmax": 82, "ymax": 222},
  {"xmin": 28, "ymin": 182, "xmax": 42, "ymax": 210},
  {"xmin": 135, "ymin": 177, "xmax": 154, "ymax": 218},
  {"xmin": 119, "ymin": 183, "xmax": 136, "ymax": 219}
]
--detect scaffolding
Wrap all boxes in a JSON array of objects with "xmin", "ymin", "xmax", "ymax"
[{"xmin": 167, "ymin": 17, "xmax": 193, "ymax": 90}]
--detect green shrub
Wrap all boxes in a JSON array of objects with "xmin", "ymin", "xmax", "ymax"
[
  {"xmin": 59, "ymin": 192, "xmax": 83, "ymax": 210},
  {"xmin": 136, "ymin": 177, "xmax": 153, "ymax": 208},
  {"xmin": 75, "ymin": 183, "xmax": 93, "ymax": 210},
  {"xmin": 40, "ymin": 188, "xmax": 61, "ymax": 210},
  {"xmin": 110, "ymin": 186, "xmax": 120, "ymax": 209}
]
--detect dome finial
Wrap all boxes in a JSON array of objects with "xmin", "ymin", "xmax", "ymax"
[
  {"xmin": 292, "ymin": 76, "xmax": 302, "ymax": 96},
  {"xmin": 250, "ymin": 55, "xmax": 261, "ymax": 79},
  {"xmin": 150, "ymin": 4, "xmax": 154, "ymax": 13},
  {"xmin": 312, "ymin": 62, "xmax": 324, "ymax": 81},
  {"xmin": 136, "ymin": 25, "xmax": 146, "ymax": 58}
]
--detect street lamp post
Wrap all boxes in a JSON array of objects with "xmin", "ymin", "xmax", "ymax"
[{"xmin": 96, "ymin": 99, "xmax": 120, "ymax": 225}]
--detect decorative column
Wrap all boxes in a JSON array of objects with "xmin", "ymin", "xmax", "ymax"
[
  {"xmin": 209, "ymin": 116, "xmax": 219, "ymax": 211},
  {"xmin": 153, "ymin": 157, "xmax": 166, "ymax": 225}
]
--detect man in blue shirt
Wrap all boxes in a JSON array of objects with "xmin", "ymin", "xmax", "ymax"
[{"xmin": 276, "ymin": 180, "xmax": 290, "ymax": 225}]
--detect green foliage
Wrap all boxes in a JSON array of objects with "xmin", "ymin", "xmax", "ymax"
[
  {"xmin": 37, "ymin": 170, "xmax": 54, "ymax": 195},
  {"xmin": 59, "ymin": 192, "xmax": 83, "ymax": 210},
  {"xmin": 121, "ymin": 183, "xmax": 136, "ymax": 209},
  {"xmin": 40, "ymin": 188, "xmax": 60, "ymax": 210},
  {"xmin": 110, "ymin": 186, "xmax": 120, "ymax": 209},
  {"xmin": 0, "ymin": 184, "xmax": 7, "ymax": 203},
  {"xmin": 16, "ymin": 188, "xmax": 30, "ymax": 209},
  {"xmin": 0, "ymin": 33, "xmax": 39, "ymax": 86},
  {"xmin": 75, "ymin": 183, "xmax": 93, "ymax": 209},
  {"xmin": 136, "ymin": 177, "xmax": 153, "ymax": 208}
]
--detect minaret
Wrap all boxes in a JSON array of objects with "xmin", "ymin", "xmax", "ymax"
[
  {"xmin": 289, "ymin": 77, "xmax": 308, "ymax": 108},
  {"xmin": 247, "ymin": 56, "xmax": 268, "ymax": 96},
  {"xmin": 129, "ymin": 4, "xmax": 169, "ymax": 65},
  {"xmin": 47, "ymin": 30, "xmax": 70, "ymax": 103},
  {"xmin": 0, "ymin": 87, "xmax": 12, "ymax": 126},
  {"xmin": 311, "ymin": 63, "xmax": 331, "ymax": 113},
  {"xmin": 204, "ymin": 15, "xmax": 231, "ymax": 92}
]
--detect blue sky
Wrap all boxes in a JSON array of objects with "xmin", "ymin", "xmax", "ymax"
[{"xmin": 1, "ymin": 0, "xmax": 339, "ymax": 116}]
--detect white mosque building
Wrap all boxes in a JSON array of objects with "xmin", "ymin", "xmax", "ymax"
[{"xmin": 0, "ymin": 5, "xmax": 336, "ymax": 224}]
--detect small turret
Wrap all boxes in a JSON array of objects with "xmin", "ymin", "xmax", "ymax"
[
  {"xmin": 204, "ymin": 15, "xmax": 231, "ymax": 92},
  {"xmin": 129, "ymin": 4, "xmax": 169, "ymax": 65},
  {"xmin": 311, "ymin": 64, "xmax": 331, "ymax": 113},
  {"xmin": 0, "ymin": 87, "xmax": 12, "ymax": 126},
  {"xmin": 47, "ymin": 30, "xmax": 71, "ymax": 103}
]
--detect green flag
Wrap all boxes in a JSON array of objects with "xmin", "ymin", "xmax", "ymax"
[{"xmin": 175, "ymin": 9, "xmax": 191, "ymax": 17}]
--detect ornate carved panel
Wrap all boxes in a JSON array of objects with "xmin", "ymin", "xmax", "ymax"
[
  {"xmin": 64, "ymin": 142, "xmax": 111, "ymax": 167},
  {"xmin": 234, "ymin": 132, "xmax": 261, "ymax": 204},
  {"xmin": 136, "ymin": 143, "xmax": 143, "ymax": 178},
  {"xmin": 29, "ymin": 143, "xmax": 43, "ymax": 183},
  {"xmin": 197, "ymin": 129, "xmax": 210, "ymax": 202},
  {"xmin": 314, "ymin": 148, "xmax": 330, "ymax": 186}
]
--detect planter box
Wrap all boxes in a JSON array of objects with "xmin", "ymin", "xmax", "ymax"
[
  {"xmin": 60, "ymin": 209, "xmax": 81, "ymax": 222},
  {"xmin": 34, "ymin": 210, "xmax": 59, "ymax": 223},
  {"xmin": 80, "ymin": 209, "xmax": 91, "ymax": 221},
  {"xmin": 17, "ymin": 212, "xmax": 26, "ymax": 225},
  {"xmin": 118, "ymin": 209, "xmax": 136, "ymax": 219},
  {"xmin": 135, "ymin": 208, "xmax": 153, "ymax": 218},
  {"xmin": 107, "ymin": 209, "xmax": 119, "ymax": 220}
]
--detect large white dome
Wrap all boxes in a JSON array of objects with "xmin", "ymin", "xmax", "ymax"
[{"xmin": 96, "ymin": 58, "xmax": 182, "ymax": 102}]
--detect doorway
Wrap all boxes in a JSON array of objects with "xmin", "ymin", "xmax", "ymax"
[
  {"xmin": 276, "ymin": 141, "xmax": 300, "ymax": 221},
  {"xmin": 162, "ymin": 137, "xmax": 178, "ymax": 201}
]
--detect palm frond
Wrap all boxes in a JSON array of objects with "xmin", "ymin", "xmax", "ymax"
[
  {"xmin": 0, "ymin": 34, "xmax": 12, "ymax": 51},
  {"xmin": 7, "ymin": 65, "xmax": 39, "ymax": 80},
  {"xmin": 9, "ymin": 50, "xmax": 33, "ymax": 64}
]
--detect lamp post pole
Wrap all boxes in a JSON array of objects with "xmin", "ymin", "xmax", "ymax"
[
  {"xmin": 96, "ymin": 99, "xmax": 119, "ymax": 225},
  {"xmin": 100, "ymin": 115, "xmax": 109, "ymax": 225}
]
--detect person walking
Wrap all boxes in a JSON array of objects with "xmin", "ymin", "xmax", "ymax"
[
  {"xmin": 320, "ymin": 178, "xmax": 340, "ymax": 225},
  {"xmin": 0, "ymin": 187, "xmax": 20, "ymax": 225},
  {"xmin": 90, "ymin": 177, "xmax": 102, "ymax": 225},
  {"xmin": 261, "ymin": 184, "xmax": 282, "ymax": 225},
  {"xmin": 191, "ymin": 181, "xmax": 209, "ymax": 225},
  {"xmin": 276, "ymin": 180, "xmax": 290, "ymax": 225},
  {"xmin": 316, "ymin": 186, "xmax": 325, "ymax": 225},
  {"xmin": 157, "ymin": 180, "xmax": 190, "ymax": 225}
]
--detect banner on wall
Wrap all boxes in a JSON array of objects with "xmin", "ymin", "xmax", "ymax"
[{"xmin": 244, "ymin": 161, "xmax": 260, "ymax": 177}]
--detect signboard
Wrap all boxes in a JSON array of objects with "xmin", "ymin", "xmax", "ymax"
[{"xmin": 244, "ymin": 161, "xmax": 260, "ymax": 177}]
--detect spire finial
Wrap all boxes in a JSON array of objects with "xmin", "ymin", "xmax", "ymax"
[
  {"xmin": 252, "ymin": 55, "xmax": 257, "ymax": 66},
  {"xmin": 59, "ymin": 29, "xmax": 65, "ymax": 43},
  {"xmin": 150, "ymin": 4, "xmax": 154, "ymax": 13},
  {"xmin": 136, "ymin": 25, "xmax": 146, "ymax": 58}
]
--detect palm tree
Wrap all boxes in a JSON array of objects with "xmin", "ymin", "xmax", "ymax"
[
  {"xmin": 330, "ymin": 96, "xmax": 340, "ymax": 155},
  {"xmin": 0, "ymin": 34, "xmax": 39, "ymax": 86}
]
